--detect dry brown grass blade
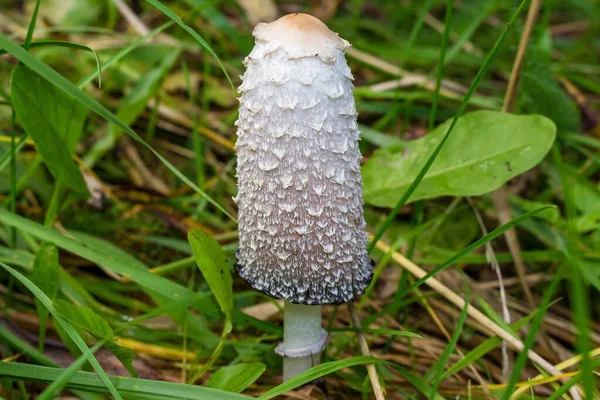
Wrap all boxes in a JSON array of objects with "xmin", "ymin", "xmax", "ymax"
[
  {"xmin": 346, "ymin": 47, "xmax": 467, "ymax": 100},
  {"xmin": 490, "ymin": 0, "xmax": 558, "ymax": 365},
  {"xmin": 347, "ymin": 302, "xmax": 386, "ymax": 400},
  {"xmin": 374, "ymin": 239, "xmax": 582, "ymax": 399},
  {"xmin": 491, "ymin": 0, "xmax": 542, "ymax": 312},
  {"xmin": 423, "ymin": 13, "xmax": 482, "ymax": 56}
]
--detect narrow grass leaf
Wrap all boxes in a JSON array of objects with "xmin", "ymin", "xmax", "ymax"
[
  {"xmin": 0, "ymin": 363, "xmax": 250, "ymax": 399},
  {"xmin": 207, "ymin": 362, "xmax": 266, "ymax": 393},
  {"xmin": 400, "ymin": 0, "xmax": 436, "ymax": 69},
  {"xmin": 0, "ymin": 262, "xmax": 123, "ymax": 399},
  {"xmin": 391, "ymin": 365, "xmax": 444, "ymax": 400},
  {"xmin": 0, "ymin": 40, "xmax": 103, "ymax": 87},
  {"xmin": 0, "ymin": 325, "xmax": 103, "ymax": 400},
  {"xmin": 501, "ymin": 272, "xmax": 562, "ymax": 399},
  {"xmin": 401, "ymin": 206, "xmax": 555, "ymax": 298},
  {"xmin": 31, "ymin": 243, "xmax": 60, "ymax": 351},
  {"xmin": 77, "ymin": 21, "xmax": 174, "ymax": 88},
  {"xmin": 441, "ymin": 300, "xmax": 558, "ymax": 380},
  {"xmin": 428, "ymin": 292, "xmax": 469, "ymax": 399},
  {"xmin": 23, "ymin": 0, "xmax": 42, "ymax": 49},
  {"xmin": 0, "ymin": 134, "xmax": 28, "ymax": 172},
  {"xmin": 37, "ymin": 341, "xmax": 105, "ymax": 400},
  {"xmin": 428, "ymin": 0, "xmax": 453, "ymax": 130},
  {"xmin": 85, "ymin": 47, "xmax": 180, "ymax": 166},
  {"xmin": 330, "ymin": 327, "xmax": 422, "ymax": 339},
  {"xmin": 546, "ymin": 358, "xmax": 600, "ymax": 400},
  {"xmin": 258, "ymin": 356, "xmax": 386, "ymax": 400},
  {"xmin": 145, "ymin": 0, "xmax": 234, "ymax": 90}
]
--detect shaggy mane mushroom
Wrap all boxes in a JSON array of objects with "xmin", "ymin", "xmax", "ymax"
[{"xmin": 235, "ymin": 12, "xmax": 373, "ymax": 380}]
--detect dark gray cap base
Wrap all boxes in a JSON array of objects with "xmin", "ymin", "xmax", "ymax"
[{"xmin": 236, "ymin": 251, "xmax": 374, "ymax": 305}]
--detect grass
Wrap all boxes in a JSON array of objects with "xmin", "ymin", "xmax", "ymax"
[{"xmin": 0, "ymin": 0, "xmax": 599, "ymax": 399}]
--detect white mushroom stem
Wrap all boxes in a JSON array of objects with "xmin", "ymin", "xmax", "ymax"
[{"xmin": 275, "ymin": 301, "xmax": 327, "ymax": 381}]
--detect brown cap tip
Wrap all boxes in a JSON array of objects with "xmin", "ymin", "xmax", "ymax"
[{"xmin": 253, "ymin": 13, "xmax": 349, "ymax": 61}]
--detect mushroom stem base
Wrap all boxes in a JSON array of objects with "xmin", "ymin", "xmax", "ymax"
[{"xmin": 275, "ymin": 301, "xmax": 327, "ymax": 381}]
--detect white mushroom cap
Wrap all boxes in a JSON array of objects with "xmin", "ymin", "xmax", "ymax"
[{"xmin": 235, "ymin": 14, "xmax": 372, "ymax": 305}]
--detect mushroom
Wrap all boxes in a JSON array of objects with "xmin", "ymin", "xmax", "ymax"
[{"xmin": 235, "ymin": 13, "xmax": 373, "ymax": 380}]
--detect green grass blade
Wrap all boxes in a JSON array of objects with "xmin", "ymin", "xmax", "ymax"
[
  {"xmin": 400, "ymin": 205, "xmax": 555, "ymax": 298},
  {"xmin": 0, "ymin": 262, "xmax": 123, "ymax": 400},
  {"xmin": 400, "ymin": 0, "xmax": 436, "ymax": 69},
  {"xmin": 37, "ymin": 341, "xmax": 105, "ymax": 400},
  {"xmin": 552, "ymin": 145, "xmax": 595, "ymax": 398},
  {"xmin": 0, "ymin": 324, "xmax": 57, "ymax": 367},
  {"xmin": 258, "ymin": 356, "xmax": 386, "ymax": 400},
  {"xmin": 0, "ymin": 208, "xmax": 216, "ymax": 311},
  {"xmin": 330, "ymin": 327, "xmax": 422, "ymax": 338},
  {"xmin": 367, "ymin": 0, "xmax": 528, "ymax": 252},
  {"xmin": 0, "ymin": 133, "xmax": 28, "ymax": 172},
  {"xmin": 9, "ymin": 110, "xmax": 16, "ymax": 246},
  {"xmin": 429, "ymin": 0, "xmax": 453, "ymax": 130},
  {"xmin": 0, "ymin": 209, "xmax": 278, "ymax": 333},
  {"xmin": 428, "ymin": 288, "xmax": 469, "ymax": 398},
  {"xmin": 0, "ymin": 363, "xmax": 250, "ymax": 399},
  {"xmin": 23, "ymin": 0, "xmax": 42, "ymax": 50},
  {"xmin": 0, "ymin": 40, "xmax": 103, "ymax": 87},
  {"xmin": 501, "ymin": 272, "xmax": 562, "ymax": 399},
  {"xmin": 145, "ymin": 0, "xmax": 234, "ymax": 90},
  {"xmin": 440, "ymin": 300, "xmax": 558, "ymax": 380},
  {"xmin": 0, "ymin": 34, "xmax": 235, "ymax": 221},
  {"xmin": 77, "ymin": 21, "xmax": 174, "ymax": 89},
  {"xmin": 546, "ymin": 357, "xmax": 600, "ymax": 400}
]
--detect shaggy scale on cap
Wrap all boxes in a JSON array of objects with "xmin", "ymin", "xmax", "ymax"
[{"xmin": 235, "ymin": 13, "xmax": 373, "ymax": 305}]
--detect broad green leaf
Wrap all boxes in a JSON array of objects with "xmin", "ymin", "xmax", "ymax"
[
  {"xmin": 258, "ymin": 356, "xmax": 386, "ymax": 400},
  {"xmin": 188, "ymin": 230, "xmax": 233, "ymax": 320},
  {"xmin": 11, "ymin": 66, "xmax": 89, "ymax": 194},
  {"xmin": 31, "ymin": 243, "xmax": 60, "ymax": 350},
  {"xmin": 207, "ymin": 362, "xmax": 266, "ymax": 393},
  {"xmin": 363, "ymin": 111, "xmax": 556, "ymax": 207},
  {"xmin": 53, "ymin": 299, "xmax": 113, "ymax": 340},
  {"xmin": 0, "ymin": 363, "xmax": 251, "ymax": 399},
  {"xmin": 366, "ymin": 0, "xmax": 529, "ymax": 251}
]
